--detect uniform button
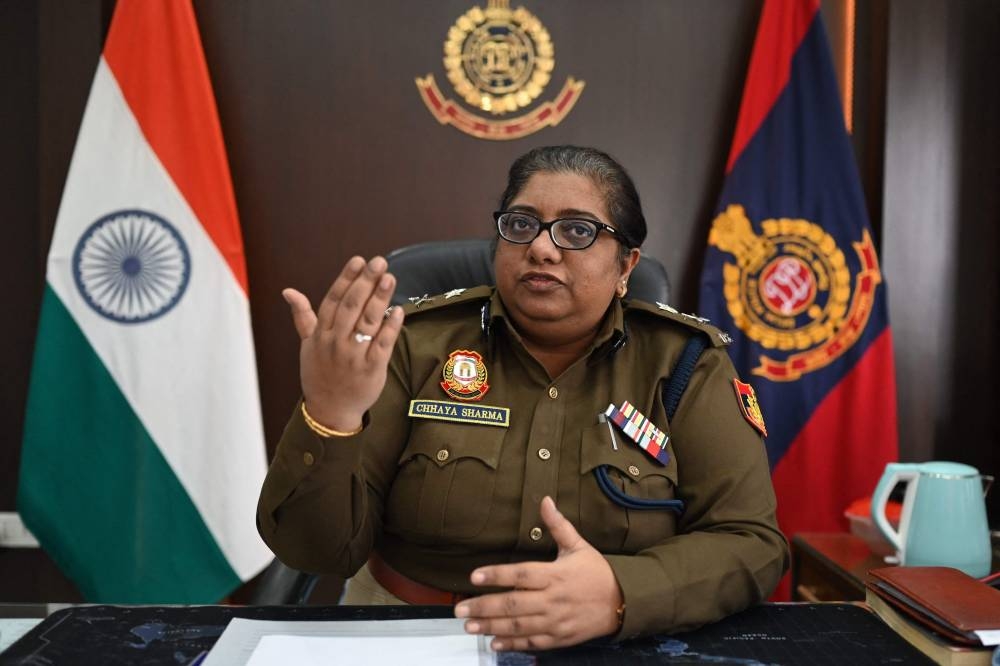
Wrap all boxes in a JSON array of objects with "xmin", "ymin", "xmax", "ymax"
[
  {"xmin": 537, "ymin": 448, "xmax": 551, "ymax": 460},
  {"xmin": 548, "ymin": 386, "xmax": 559, "ymax": 399},
  {"xmin": 628, "ymin": 465, "xmax": 641, "ymax": 477},
  {"xmin": 436, "ymin": 449, "xmax": 450, "ymax": 462},
  {"xmin": 529, "ymin": 527, "xmax": 543, "ymax": 541},
  {"xmin": 303, "ymin": 452, "xmax": 315, "ymax": 466}
]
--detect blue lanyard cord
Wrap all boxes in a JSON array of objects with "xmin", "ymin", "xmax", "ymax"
[
  {"xmin": 593, "ymin": 465, "xmax": 685, "ymax": 513},
  {"xmin": 591, "ymin": 332, "xmax": 709, "ymax": 515}
]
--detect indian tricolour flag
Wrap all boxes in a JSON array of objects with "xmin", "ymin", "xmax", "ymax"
[{"xmin": 18, "ymin": 0, "xmax": 272, "ymax": 602}]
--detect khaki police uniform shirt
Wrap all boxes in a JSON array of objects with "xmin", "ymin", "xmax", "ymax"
[{"xmin": 258, "ymin": 287, "xmax": 789, "ymax": 638}]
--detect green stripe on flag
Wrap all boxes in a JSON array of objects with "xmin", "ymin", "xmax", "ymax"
[{"xmin": 18, "ymin": 285, "xmax": 240, "ymax": 602}]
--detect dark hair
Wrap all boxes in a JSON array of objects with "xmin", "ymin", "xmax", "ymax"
[{"xmin": 498, "ymin": 146, "xmax": 647, "ymax": 252}]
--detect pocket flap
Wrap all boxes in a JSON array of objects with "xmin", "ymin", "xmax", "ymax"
[
  {"xmin": 579, "ymin": 421, "xmax": 678, "ymax": 486},
  {"xmin": 398, "ymin": 420, "xmax": 505, "ymax": 469}
]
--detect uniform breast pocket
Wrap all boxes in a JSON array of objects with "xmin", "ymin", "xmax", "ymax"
[
  {"xmin": 384, "ymin": 420, "xmax": 505, "ymax": 542},
  {"xmin": 578, "ymin": 423, "xmax": 680, "ymax": 553}
]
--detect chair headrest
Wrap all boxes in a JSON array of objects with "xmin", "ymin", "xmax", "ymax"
[{"xmin": 385, "ymin": 239, "xmax": 670, "ymax": 305}]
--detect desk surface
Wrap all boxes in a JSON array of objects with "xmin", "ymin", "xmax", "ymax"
[
  {"xmin": 0, "ymin": 602, "xmax": 933, "ymax": 665},
  {"xmin": 792, "ymin": 531, "xmax": 1000, "ymax": 602}
]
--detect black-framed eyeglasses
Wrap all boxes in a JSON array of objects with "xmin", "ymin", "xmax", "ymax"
[{"xmin": 493, "ymin": 211, "xmax": 623, "ymax": 250}]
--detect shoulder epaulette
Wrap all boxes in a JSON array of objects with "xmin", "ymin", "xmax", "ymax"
[
  {"xmin": 398, "ymin": 285, "xmax": 493, "ymax": 317},
  {"xmin": 625, "ymin": 299, "xmax": 733, "ymax": 347}
]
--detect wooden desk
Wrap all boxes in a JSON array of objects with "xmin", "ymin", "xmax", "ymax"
[
  {"xmin": 792, "ymin": 531, "xmax": 1000, "ymax": 602},
  {"xmin": 791, "ymin": 532, "xmax": 888, "ymax": 602}
]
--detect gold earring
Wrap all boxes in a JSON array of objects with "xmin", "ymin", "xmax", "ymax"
[{"xmin": 617, "ymin": 281, "xmax": 628, "ymax": 298}]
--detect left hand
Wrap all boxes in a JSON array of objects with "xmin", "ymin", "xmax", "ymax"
[{"xmin": 454, "ymin": 496, "xmax": 624, "ymax": 651}]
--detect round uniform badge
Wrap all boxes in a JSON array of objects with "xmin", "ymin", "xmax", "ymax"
[{"xmin": 440, "ymin": 349, "xmax": 490, "ymax": 401}]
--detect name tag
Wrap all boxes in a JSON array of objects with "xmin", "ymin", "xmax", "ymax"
[{"xmin": 408, "ymin": 400, "xmax": 510, "ymax": 428}]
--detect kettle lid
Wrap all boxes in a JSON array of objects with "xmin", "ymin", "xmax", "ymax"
[{"xmin": 920, "ymin": 461, "xmax": 979, "ymax": 477}]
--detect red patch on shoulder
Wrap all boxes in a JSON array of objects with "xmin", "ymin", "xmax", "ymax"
[{"xmin": 733, "ymin": 379, "xmax": 767, "ymax": 438}]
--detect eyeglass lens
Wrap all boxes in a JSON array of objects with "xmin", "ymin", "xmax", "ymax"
[{"xmin": 497, "ymin": 213, "xmax": 600, "ymax": 250}]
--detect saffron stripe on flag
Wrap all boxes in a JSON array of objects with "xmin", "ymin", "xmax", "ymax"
[{"xmin": 103, "ymin": 0, "xmax": 248, "ymax": 291}]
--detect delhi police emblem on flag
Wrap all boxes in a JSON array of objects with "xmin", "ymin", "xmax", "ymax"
[
  {"xmin": 708, "ymin": 204, "xmax": 881, "ymax": 382},
  {"xmin": 72, "ymin": 209, "xmax": 191, "ymax": 324}
]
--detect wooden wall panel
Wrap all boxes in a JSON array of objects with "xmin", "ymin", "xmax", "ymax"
[
  {"xmin": 0, "ymin": 0, "xmax": 114, "ymax": 604},
  {"xmin": 0, "ymin": 0, "xmax": 40, "ymax": 513},
  {"xmin": 883, "ymin": 0, "xmax": 1000, "ymax": 517},
  {"xmin": 946, "ymin": 3, "xmax": 1000, "ymax": 514},
  {"xmin": 190, "ymin": 0, "xmax": 762, "ymax": 459}
]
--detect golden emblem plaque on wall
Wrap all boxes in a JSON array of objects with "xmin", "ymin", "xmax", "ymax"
[{"xmin": 415, "ymin": 0, "xmax": 585, "ymax": 141}]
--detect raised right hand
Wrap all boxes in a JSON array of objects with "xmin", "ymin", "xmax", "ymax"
[{"xmin": 282, "ymin": 256, "xmax": 405, "ymax": 432}]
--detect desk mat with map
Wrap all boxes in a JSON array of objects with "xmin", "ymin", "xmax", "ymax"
[{"xmin": 0, "ymin": 602, "xmax": 932, "ymax": 665}]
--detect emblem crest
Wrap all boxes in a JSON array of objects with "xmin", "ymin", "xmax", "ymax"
[
  {"xmin": 709, "ymin": 204, "xmax": 882, "ymax": 381},
  {"xmin": 732, "ymin": 379, "xmax": 767, "ymax": 437},
  {"xmin": 415, "ymin": 0, "xmax": 584, "ymax": 140},
  {"xmin": 441, "ymin": 350, "xmax": 490, "ymax": 401}
]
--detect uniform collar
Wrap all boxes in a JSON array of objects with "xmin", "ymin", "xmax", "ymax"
[{"xmin": 484, "ymin": 288, "xmax": 628, "ymax": 361}]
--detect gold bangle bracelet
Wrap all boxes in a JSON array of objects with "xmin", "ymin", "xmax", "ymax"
[{"xmin": 301, "ymin": 402, "xmax": 363, "ymax": 438}]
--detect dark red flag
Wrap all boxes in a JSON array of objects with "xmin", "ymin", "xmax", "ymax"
[{"xmin": 698, "ymin": 0, "xmax": 899, "ymax": 598}]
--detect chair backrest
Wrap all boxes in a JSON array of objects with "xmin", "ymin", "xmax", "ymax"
[
  {"xmin": 385, "ymin": 238, "xmax": 671, "ymax": 305},
  {"xmin": 247, "ymin": 558, "xmax": 319, "ymax": 605}
]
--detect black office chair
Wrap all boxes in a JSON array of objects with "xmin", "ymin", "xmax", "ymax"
[
  {"xmin": 249, "ymin": 557, "xmax": 319, "ymax": 605},
  {"xmin": 250, "ymin": 238, "xmax": 672, "ymax": 604},
  {"xmin": 384, "ymin": 238, "xmax": 670, "ymax": 305}
]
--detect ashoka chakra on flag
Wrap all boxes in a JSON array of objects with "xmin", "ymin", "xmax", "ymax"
[{"xmin": 72, "ymin": 209, "xmax": 191, "ymax": 323}]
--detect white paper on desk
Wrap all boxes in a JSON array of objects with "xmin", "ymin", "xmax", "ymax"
[
  {"xmin": 0, "ymin": 618, "xmax": 43, "ymax": 653},
  {"xmin": 201, "ymin": 618, "xmax": 494, "ymax": 666},
  {"xmin": 247, "ymin": 634, "xmax": 485, "ymax": 666},
  {"xmin": 974, "ymin": 629, "xmax": 1000, "ymax": 646}
]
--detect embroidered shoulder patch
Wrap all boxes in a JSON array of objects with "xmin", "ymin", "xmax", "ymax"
[{"xmin": 732, "ymin": 379, "xmax": 767, "ymax": 437}]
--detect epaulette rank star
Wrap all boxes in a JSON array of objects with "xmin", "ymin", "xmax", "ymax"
[
  {"xmin": 408, "ymin": 294, "xmax": 434, "ymax": 307},
  {"xmin": 624, "ymin": 299, "xmax": 733, "ymax": 348},
  {"xmin": 657, "ymin": 302, "xmax": 711, "ymax": 325},
  {"xmin": 398, "ymin": 285, "xmax": 492, "ymax": 317}
]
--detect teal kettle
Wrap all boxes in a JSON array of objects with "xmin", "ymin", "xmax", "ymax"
[{"xmin": 871, "ymin": 461, "xmax": 993, "ymax": 577}]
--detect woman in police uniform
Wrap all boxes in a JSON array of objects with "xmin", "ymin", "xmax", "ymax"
[{"xmin": 258, "ymin": 146, "xmax": 788, "ymax": 651}]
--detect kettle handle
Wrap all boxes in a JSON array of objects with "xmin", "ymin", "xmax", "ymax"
[{"xmin": 871, "ymin": 463, "xmax": 920, "ymax": 551}]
